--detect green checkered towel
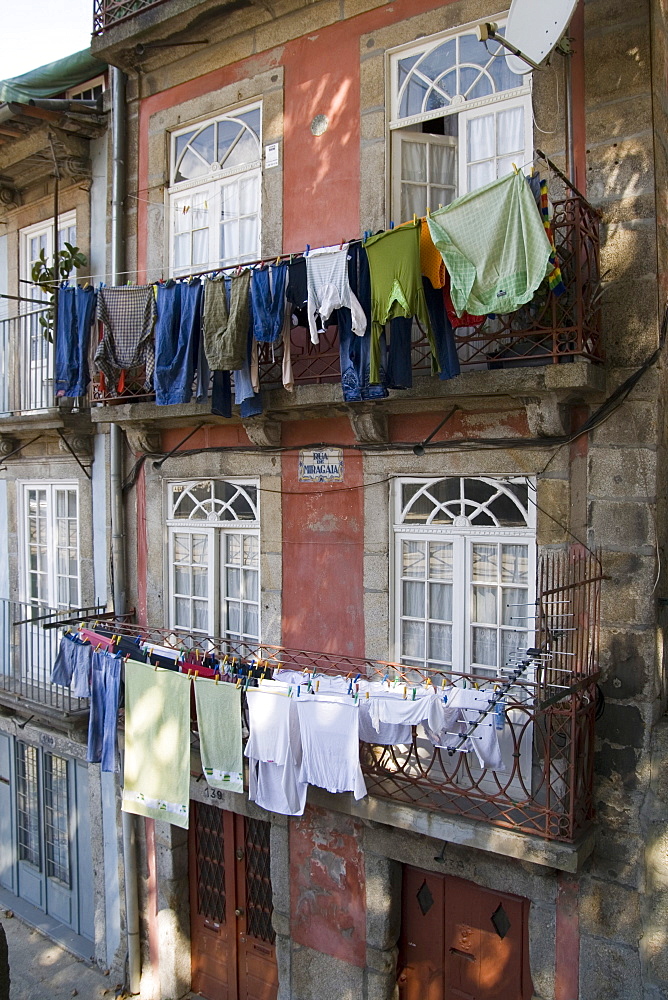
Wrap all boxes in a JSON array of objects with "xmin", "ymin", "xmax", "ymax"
[{"xmin": 427, "ymin": 171, "xmax": 553, "ymax": 317}]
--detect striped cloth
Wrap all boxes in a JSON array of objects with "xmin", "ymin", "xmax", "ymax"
[{"xmin": 94, "ymin": 285, "xmax": 157, "ymax": 392}]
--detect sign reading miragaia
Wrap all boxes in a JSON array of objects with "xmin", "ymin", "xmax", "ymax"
[{"xmin": 298, "ymin": 448, "xmax": 344, "ymax": 483}]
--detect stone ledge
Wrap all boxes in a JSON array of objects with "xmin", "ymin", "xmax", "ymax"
[
  {"xmin": 307, "ymin": 786, "xmax": 597, "ymax": 873},
  {"xmin": 89, "ymin": 362, "xmax": 607, "ymax": 431}
]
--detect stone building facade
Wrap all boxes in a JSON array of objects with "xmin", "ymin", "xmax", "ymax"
[{"xmin": 0, "ymin": 0, "xmax": 667, "ymax": 997}]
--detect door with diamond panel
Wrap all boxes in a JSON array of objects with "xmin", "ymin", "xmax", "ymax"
[
  {"xmin": 399, "ymin": 867, "xmax": 533, "ymax": 1000},
  {"xmin": 189, "ymin": 804, "xmax": 278, "ymax": 1000}
]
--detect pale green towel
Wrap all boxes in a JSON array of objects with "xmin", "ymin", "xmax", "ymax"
[
  {"xmin": 122, "ymin": 659, "xmax": 191, "ymax": 829},
  {"xmin": 427, "ymin": 171, "xmax": 553, "ymax": 317},
  {"xmin": 194, "ymin": 678, "xmax": 243, "ymax": 794}
]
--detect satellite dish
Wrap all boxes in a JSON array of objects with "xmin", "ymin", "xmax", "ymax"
[{"xmin": 504, "ymin": 0, "xmax": 578, "ymax": 75}]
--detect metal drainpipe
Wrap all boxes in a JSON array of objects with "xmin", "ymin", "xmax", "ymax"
[{"xmin": 110, "ymin": 65, "xmax": 141, "ymax": 997}]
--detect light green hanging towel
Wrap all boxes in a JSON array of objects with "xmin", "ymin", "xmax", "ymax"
[
  {"xmin": 194, "ymin": 677, "xmax": 244, "ymax": 794},
  {"xmin": 426, "ymin": 171, "xmax": 553, "ymax": 317},
  {"xmin": 122, "ymin": 659, "xmax": 191, "ymax": 829}
]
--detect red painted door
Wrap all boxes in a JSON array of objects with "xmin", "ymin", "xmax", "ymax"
[
  {"xmin": 190, "ymin": 803, "xmax": 278, "ymax": 1000},
  {"xmin": 399, "ymin": 867, "xmax": 532, "ymax": 1000}
]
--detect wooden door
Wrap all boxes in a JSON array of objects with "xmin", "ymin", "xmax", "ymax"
[
  {"xmin": 190, "ymin": 803, "xmax": 278, "ymax": 1000},
  {"xmin": 399, "ymin": 867, "xmax": 532, "ymax": 1000}
]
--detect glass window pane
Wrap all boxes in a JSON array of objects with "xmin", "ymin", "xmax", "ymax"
[
  {"xmin": 243, "ymin": 603, "xmax": 259, "ymax": 637},
  {"xmin": 429, "ymin": 541, "xmax": 452, "ymax": 580},
  {"xmin": 472, "ymin": 585, "xmax": 497, "ymax": 624},
  {"xmin": 429, "ymin": 582, "xmax": 452, "ymax": 622},
  {"xmin": 243, "ymin": 535, "xmax": 258, "ymax": 566},
  {"xmin": 227, "ymin": 601, "xmax": 241, "ymax": 634},
  {"xmin": 472, "ymin": 626, "xmax": 497, "ymax": 667},
  {"xmin": 468, "ymin": 113, "xmax": 494, "ymax": 162},
  {"xmin": 429, "ymin": 622, "xmax": 452, "ymax": 663},
  {"xmin": 239, "ymin": 216, "xmax": 258, "ymax": 259},
  {"xmin": 501, "ymin": 544, "xmax": 528, "ymax": 584},
  {"xmin": 174, "ymin": 566, "xmax": 190, "ymax": 595},
  {"xmin": 227, "ymin": 534, "xmax": 241, "ymax": 564},
  {"xmin": 192, "ymin": 535, "xmax": 208, "ymax": 564},
  {"xmin": 220, "ymin": 222, "xmax": 239, "ymax": 264},
  {"xmin": 173, "ymin": 534, "xmax": 189, "ymax": 563},
  {"xmin": 402, "ymin": 619, "xmax": 424, "ymax": 660},
  {"xmin": 401, "ymin": 184, "xmax": 428, "ymax": 222},
  {"xmin": 192, "ymin": 567, "xmax": 208, "ymax": 598},
  {"xmin": 430, "ymin": 143, "xmax": 456, "ymax": 186},
  {"xmin": 227, "ymin": 567, "xmax": 241, "ymax": 599},
  {"xmin": 221, "ymin": 181, "xmax": 239, "ymax": 220},
  {"xmin": 501, "ymin": 629, "xmax": 524, "ymax": 666},
  {"xmin": 192, "ymin": 228, "xmax": 209, "ymax": 267},
  {"xmin": 496, "ymin": 106, "xmax": 524, "ymax": 156},
  {"xmin": 402, "ymin": 141, "xmax": 427, "ymax": 183},
  {"xmin": 472, "ymin": 544, "xmax": 497, "ymax": 582},
  {"xmin": 502, "ymin": 587, "xmax": 527, "ymax": 627},
  {"xmin": 402, "ymin": 540, "xmax": 425, "ymax": 577},
  {"xmin": 175, "ymin": 597, "xmax": 190, "ymax": 626},
  {"xmin": 174, "ymin": 233, "xmax": 189, "ymax": 270},
  {"xmin": 193, "ymin": 600, "xmax": 209, "ymax": 632},
  {"xmin": 190, "ymin": 124, "xmax": 215, "ymax": 164},
  {"xmin": 243, "ymin": 570, "xmax": 258, "ymax": 602},
  {"xmin": 468, "ymin": 160, "xmax": 495, "ymax": 190},
  {"xmin": 403, "ymin": 580, "xmax": 425, "ymax": 618}
]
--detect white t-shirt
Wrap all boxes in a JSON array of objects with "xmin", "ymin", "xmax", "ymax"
[{"xmin": 297, "ymin": 695, "xmax": 367, "ymax": 800}]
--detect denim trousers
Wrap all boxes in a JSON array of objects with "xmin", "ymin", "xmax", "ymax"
[
  {"xmin": 251, "ymin": 264, "xmax": 288, "ymax": 344},
  {"xmin": 385, "ymin": 278, "xmax": 461, "ymax": 388},
  {"xmin": 55, "ymin": 285, "xmax": 96, "ymax": 398},
  {"xmin": 338, "ymin": 243, "xmax": 388, "ymax": 401},
  {"xmin": 87, "ymin": 650, "xmax": 122, "ymax": 772},
  {"xmin": 154, "ymin": 280, "xmax": 203, "ymax": 405}
]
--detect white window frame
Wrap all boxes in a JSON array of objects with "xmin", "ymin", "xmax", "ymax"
[
  {"xmin": 167, "ymin": 104, "xmax": 262, "ymax": 276},
  {"xmin": 20, "ymin": 212, "xmax": 77, "ymax": 306},
  {"xmin": 391, "ymin": 477, "xmax": 536, "ymax": 675},
  {"xmin": 19, "ymin": 481, "xmax": 80, "ymax": 612},
  {"xmin": 387, "ymin": 21, "xmax": 533, "ymax": 220},
  {"xmin": 165, "ymin": 479, "xmax": 261, "ymax": 647}
]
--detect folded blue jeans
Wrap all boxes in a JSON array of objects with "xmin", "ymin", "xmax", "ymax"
[
  {"xmin": 87, "ymin": 650, "xmax": 122, "ymax": 772},
  {"xmin": 51, "ymin": 634, "xmax": 92, "ymax": 697}
]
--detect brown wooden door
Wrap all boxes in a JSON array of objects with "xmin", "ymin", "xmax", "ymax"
[
  {"xmin": 189, "ymin": 803, "xmax": 278, "ymax": 1000},
  {"xmin": 399, "ymin": 867, "xmax": 532, "ymax": 1000}
]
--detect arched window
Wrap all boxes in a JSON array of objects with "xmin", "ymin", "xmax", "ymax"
[
  {"xmin": 393, "ymin": 477, "xmax": 535, "ymax": 675},
  {"xmin": 388, "ymin": 26, "xmax": 533, "ymax": 221},
  {"xmin": 167, "ymin": 480, "xmax": 260, "ymax": 647},
  {"xmin": 168, "ymin": 106, "xmax": 262, "ymax": 274}
]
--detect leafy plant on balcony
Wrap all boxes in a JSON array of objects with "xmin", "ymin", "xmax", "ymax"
[{"xmin": 31, "ymin": 243, "xmax": 88, "ymax": 342}]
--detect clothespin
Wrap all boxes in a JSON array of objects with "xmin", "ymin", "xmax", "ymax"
[
  {"xmin": 438, "ymin": 203, "xmax": 443, "ymax": 210},
  {"xmin": 512, "ymin": 162, "xmax": 519, "ymax": 174},
  {"xmin": 187, "ymin": 669, "xmax": 193, "ymax": 679},
  {"xmin": 305, "ymin": 244, "xmax": 310, "ymax": 255},
  {"xmin": 95, "ymin": 643, "xmax": 101, "ymax": 652},
  {"xmin": 403, "ymin": 686, "xmax": 407, "ymax": 700},
  {"xmin": 442, "ymin": 677, "xmax": 447, "ymax": 688},
  {"xmin": 412, "ymin": 688, "xmax": 417, "ymax": 700},
  {"xmin": 426, "ymin": 207, "xmax": 431, "ymax": 217},
  {"xmin": 316, "ymin": 680, "xmax": 320, "ymax": 692},
  {"xmin": 297, "ymin": 685, "xmax": 301, "ymax": 698},
  {"xmin": 124, "ymin": 653, "xmax": 131, "ymax": 663},
  {"xmin": 339, "ymin": 238, "xmax": 344, "ymax": 250},
  {"xmin": 288, "ymin": 686, "xmax": 293, "ymax": 697},
  {"xmin": 413, "ymin": 213, "xmax": 417, "ymax": 225},
  {"xmin": 236, "ymin": 678, "xmax": 242, "ymax": 688},
  {"xmin": 365, "ymin": 691, "xmax": 370, "ymax": 699},
  {"xmin": 389, "ymin": 221, "xmax": 394, "ymax": 229},
  {"xmin": 215, "ymin": 674, "xmax": 219, "ymax": 685}
]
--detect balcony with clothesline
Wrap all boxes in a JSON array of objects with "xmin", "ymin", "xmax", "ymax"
[{"xmin": 72, "ymin": 547, "xmax": 601, "ymax": 850}]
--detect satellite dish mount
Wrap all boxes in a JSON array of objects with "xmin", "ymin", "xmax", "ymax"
[{"xmin": 474, "ymin": 23, "xmax": 544, "ymax": 72}]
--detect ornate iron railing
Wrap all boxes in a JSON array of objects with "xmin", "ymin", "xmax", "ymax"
[
  {"xmin": 93, "ymin": 0, "xmax": 169, "ymax": 33},
  {"xmin": 0, "ymin": 309, "xmax": 90, "ymax": 415},
  {"xmin": 0, "ymin": 600, "xmax": 105, "ymax": 717},
  {"xmin": 86, "ymin": 548, "xmax": 601, "ymax": 843},
  {"xmin": 91, "ymin": 194, "xmax": 602, "ymax": 404}
]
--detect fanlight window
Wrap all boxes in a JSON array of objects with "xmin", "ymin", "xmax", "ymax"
[
  {"xmin": 392, "ymin": 28, "xmax": 528, "ymax": 128},
  {"xmin": 398, "ymin": 477, "xmax": 532, "ymax": 528},
  {"xmin": 171, "ymin": 107, "xmax": 261, "ymax": 185},
  {"xmin": 169, "ymin": 480, "xmax": 259, "ymax": 522}
]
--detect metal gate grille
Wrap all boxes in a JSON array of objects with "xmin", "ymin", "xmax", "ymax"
[
  {"xmin": 195, "ymin": 803, "xmax": 226, "ymax": 923},
  {"xmin": 245, "ymin": 818, "xmax": 275, "ymax": 943},
  {"xmin": 16, "ymin": 742, "xmax": 40, "ymax": 868},
  {"xmin": 43, "ymin": 753, "xmax": 71, "ymax": 885}
]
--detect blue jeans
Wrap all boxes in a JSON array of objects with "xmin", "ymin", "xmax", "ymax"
[
  {"xmin": 55, "ymin": 286, "xmax": 96, "ymax": 397},
  {"xmin": 339, "ymin": 243, "xmax": 388, "ymax": 401},
  {"xmin": 87, "ymin": 650, "xmax": 122, "ymax": 772},
  {"xmin": 423, "ymin": 277, "xmax": 460, "ymax": 380},
  {"xmin": 154, "ymin": 280, "xmax": 203, "ymax": 405},
  {"xmin": 251, "ymin": 264, "xmax": 288, "ymax": 344},
  {"xmin": 386, "ymin": 317, "xmax": 413, "ymax": 389},
  {"xmin": 234, "ymin": 291, "xmax": 263, "ymax": 417},
  {"xmin": 51, "ymin": 634, "xmax": 92, "ymax": 696}
]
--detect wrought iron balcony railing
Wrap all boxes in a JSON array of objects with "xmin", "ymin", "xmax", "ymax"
[
  {"xmin": 91, "ymin": 194, "xmax": 602, "ymax": 405},
  {"xmin": 0, "ymin": 309, "xmax": 90, "ymax": 417},
  {"xmin": 90, "ymin": 548, "xmax": 601, "ymax": 844},
  {"xmin": 93, "ymin": 0, "xmax": 169, "ymax": 33},
  {"xmin": 0, "ymin": 600, "xmax": 105, "ymax": 717}
]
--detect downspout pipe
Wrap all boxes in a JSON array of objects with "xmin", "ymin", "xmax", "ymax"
[{"xmin": 110, "ymin": 65, "xmax": 141, "ymax": 998}]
